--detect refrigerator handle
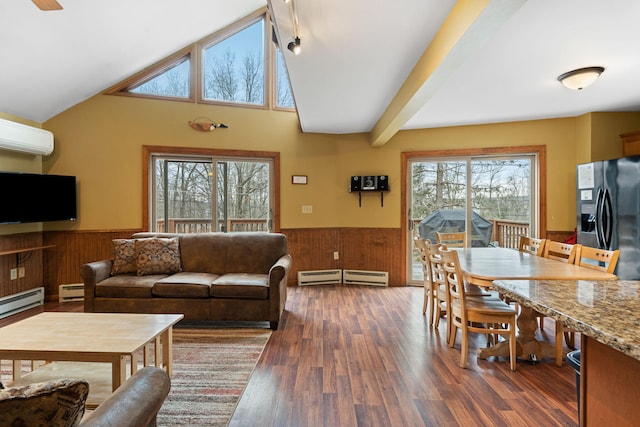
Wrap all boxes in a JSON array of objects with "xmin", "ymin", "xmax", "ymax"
[
  {"xmin": 595, "ymin": 188, "xmax": 605, "ymax": 248},
  {"xmin": 602, "ymin": 188, "xmax": 613, "ymax": 249}
]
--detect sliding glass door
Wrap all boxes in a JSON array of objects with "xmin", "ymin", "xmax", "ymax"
[
  {"xmin": 151, "ymin": 155, "xmax": 273, "ymax": 233},
  {"xmin": 408, "ymin": 155, "xmax": 537, "ymax": 283}
]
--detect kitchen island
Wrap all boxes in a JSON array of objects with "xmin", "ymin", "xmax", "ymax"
[{"xmin": 492, "ymin": 279, "xmax": 639, "ymax": 427}]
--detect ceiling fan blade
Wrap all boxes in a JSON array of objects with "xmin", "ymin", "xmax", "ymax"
[{"xmin": 32, "ymin": 0, "xmax": 63, "ymax": 10}]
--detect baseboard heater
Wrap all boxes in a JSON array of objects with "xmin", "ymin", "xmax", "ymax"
[
  {"xmin": 343, "ymin": 270, "xmax": 389, "ymax": 287},
  {"xmin": 59, "ymin": 283, "xmax": 84, "ymax": 302},
  {"xmin": 0, "ymin": 287, "xmax": 45, "ymax": 319},
  {"xmin": 298, "ymin": 269, "xmax": 342, "ymax": 286}
]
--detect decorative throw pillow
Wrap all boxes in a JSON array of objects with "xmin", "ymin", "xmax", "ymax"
[
  {"xmin": 0, "ymin": 378, "xmax": 89, "ymax": 427},
  {"xmin": 136, "ymin": 237, "xmax": 182, "ymax": 276},
  {"xmin": 111, "ymin": 239, "xmax": 137, "ymax": 275}
]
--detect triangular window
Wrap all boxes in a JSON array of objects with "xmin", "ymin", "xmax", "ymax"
[{"xmin": 130, "ymin": 56, "xmax": 191, "ymax": 99}]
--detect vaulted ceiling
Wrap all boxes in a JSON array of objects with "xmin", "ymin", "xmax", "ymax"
[{"xmin": 2, "ymin": 0, "xmax": 640, "ymax": 145}]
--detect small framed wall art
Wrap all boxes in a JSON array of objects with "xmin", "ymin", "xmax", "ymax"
[{"xmin": 292, "ymin": 175, "xmax": 308, "ymax": 185}]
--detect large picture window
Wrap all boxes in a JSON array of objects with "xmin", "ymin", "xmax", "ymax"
[{"xmin": 143, "ymin": 146, "xmax": 280, "ymax": 233}]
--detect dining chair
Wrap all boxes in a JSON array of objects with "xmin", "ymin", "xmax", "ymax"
[
  {"xmin": 425, "ymin": 242, "xmax": 448, "ymax": 330},
  {"xmin": 540, "ymin": 240, "xmax": 580, "ymax": 364},
  {"xmin": 426, "ymin": 241, "xmax": 497, "ymax": 335},
  {"xmin": 413, "ymin": 235, "xmax": 431, "ymax": 315},
  {"xmin": 574, "ymin": 245, "xmax": 620, "ymax": 273},
  {"xmin": 554, "ymin": 245, "xmax": 620, "ymax": 365},
  {"xmin": 507, "ymin": 237, "xmax": 546, "ymax": 316},
  {"xmin": 533, "ymin": 240, "xmax": 579, "ymax": 332},
  {"xmin": 436, "ymin": 231, "xmax": 467, "ymax": 248},
  {"xmin": 543, "ymin": 240, "xmax": 579, "ymax": 263},
  {"xmin": 518, "ymin": 236, "xmax": 547, "ymax": 256},
  {"xmin": 439, "ymin": 247, "xmax": 517, "ymax": 371}
]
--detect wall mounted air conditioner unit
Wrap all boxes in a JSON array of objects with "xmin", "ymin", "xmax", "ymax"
[{"xmin": 0, "ymin": 118, "xmax": 54, "ymax": 155}]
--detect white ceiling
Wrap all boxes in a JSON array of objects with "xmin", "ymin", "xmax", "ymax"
[{"xmin": 2, "ymin": 0, "xmax": 640, "ymax": 141}]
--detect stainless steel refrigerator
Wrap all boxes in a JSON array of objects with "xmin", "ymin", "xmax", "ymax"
[{"xmin": 577, "ymin": 155, "xmax": 640, "ymax": 279}]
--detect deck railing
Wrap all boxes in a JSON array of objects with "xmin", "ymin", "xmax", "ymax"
[
  {"xmin": 158, "ymin": 217, "xmax": 529, "ymax": 248},
  {"xmin": 490, "ymin": 219, "xmax": 529, "ymax": 249},
  {"xmin": 156, "ymin": 218, "xmax": 268, "ymax": 233},
  {"xmin": 411, "ymin": 218, "xmax": 529, "ymax": 249}
]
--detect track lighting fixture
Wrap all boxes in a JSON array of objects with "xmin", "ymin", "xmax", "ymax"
[
  {"xmin": 287, "ymin": 37, "xmax": 301, "ymax": 55},
  {"xmin": 284, "ymin": 0, "xmax": 302, "ymax": 55}
]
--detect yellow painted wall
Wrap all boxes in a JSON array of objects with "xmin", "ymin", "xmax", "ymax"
[
  {"xmin": 1, "ymin": 96, "xmax": 637, "ymax": 234},
  {"xmin": 37, "ymin": 94, "xmax": 583, "ymax": 232},
  {"xmin": 590, "ymin": 112, "xmax": 640, "ymax": 161},
  {"xmin": 0, "ymin": 112, "xmax": 44, "ymax": 235}
]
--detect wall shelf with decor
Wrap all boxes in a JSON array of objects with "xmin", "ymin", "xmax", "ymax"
[{"xmin": 349, "ymin": 175, "xmax": 389, "ymax": 207}]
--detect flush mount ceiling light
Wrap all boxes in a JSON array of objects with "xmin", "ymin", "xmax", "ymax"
[
  {"xmin": 558, "ymin": 66, "xmax": 605, "ymax": 90},
  {"xmin": 188, "ymin": 117, "xmax": 228, "ymax": 132},
  {"xmin": 288, "ymin": 37, "xmax": 301, "ymax": 55}
]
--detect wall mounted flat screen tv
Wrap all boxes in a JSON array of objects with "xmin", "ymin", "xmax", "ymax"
[{"xmin": 0, "ymin": 172, "xmax": 77, "ymax": 224}]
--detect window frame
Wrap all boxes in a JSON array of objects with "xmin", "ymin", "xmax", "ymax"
[
  {"xmin": 105, "ymin": 47, "xmax": 196, "ymax": 103},
  {"xmin": 197, "ymin": 10, "xmax": 270, "ymax": 109},
  {"xmin": 105, "ymin": 7, "xmax": 295, "ymax": 112},
  {"xmin": 401, "ymin": 145, "xmax": 547, "ymax": 285}
]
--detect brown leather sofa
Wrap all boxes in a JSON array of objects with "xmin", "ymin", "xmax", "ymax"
[
  {"xmin": 81, "ymin": 232, "xmax": 291, "ymax": 330},
  {"xmin": 0, "ymin": 366, "xmax": 170, "ymax": 427}
]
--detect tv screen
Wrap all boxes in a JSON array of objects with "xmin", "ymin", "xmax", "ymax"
[{"xmin": 0, "ymin": 172, "xmax": 77, "ymax": 224}]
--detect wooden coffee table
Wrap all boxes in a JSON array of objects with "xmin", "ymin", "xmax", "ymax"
[{"xmin": 0, "ymin": 312, "xmax": 183, "ymax": 407}]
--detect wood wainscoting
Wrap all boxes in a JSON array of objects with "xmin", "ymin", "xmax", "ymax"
[
  {"xmin": 43, "ymin": 229, "xmax": 141, "ymax": 301},
  {"xmin": 545, "ymin": 230, "xmax": 575, "ymax": 244},
  {"xmin": 28, "ymin": 227, "xmax": 574, "ymax": 300},
  {"xmin": 281, "ymin": 228, "xmax": 403, "ymax": 286},
  {"xmin": 0, "ymin": 232, "xmax": 46, "ymax": 299}
]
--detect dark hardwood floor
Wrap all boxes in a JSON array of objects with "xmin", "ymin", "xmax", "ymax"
[
  {"xmin": 1, "ymin": 286, "xmax": 579, "ymax": 426},
  {"xmin": 231, "ymin": 285, "xmax": 579, "ymax": 427}
]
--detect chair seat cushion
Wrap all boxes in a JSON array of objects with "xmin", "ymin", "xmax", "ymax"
[{"xmin": 466, "ymin": 298, "xmax": 517, "ymax": 315}]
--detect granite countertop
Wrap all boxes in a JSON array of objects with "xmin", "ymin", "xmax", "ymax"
[{"xmin": 492, "ymin": 279, "xmax": 640, "ymax": 361}]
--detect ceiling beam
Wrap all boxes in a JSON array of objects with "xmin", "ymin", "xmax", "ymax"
[{"xmin": 369, "ymin": 0, "xmax": 527, "ymax": 147}]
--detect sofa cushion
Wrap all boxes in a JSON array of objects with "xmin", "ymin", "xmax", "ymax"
[
  {"xmin": 225, "ymin": 233, "xmax": 287, "ymax": 274},
  {"xmin": 211, "ymin": 273, "xmax": 269, "ymax": 299},
  {"xmin": 135, "ymin": 237, "xmax": 182, "ymax": 276},
  {"xmin": 175, "ymin": 233, "xmax": 230, "ymax": 274},
  {"xmin": 95, "ymin": 274, "xmax": 167, "ymax": 298},
  {"xmin": 111, "ymin": 239, "xmax": 137, "ymax": 275},
  {"xmin": 0, "ymin": 378, "xmax": 88, "ymax": 427},
  {"xmin": 153, "ymin": 272, "xmax": 217, "ymax": 298}
]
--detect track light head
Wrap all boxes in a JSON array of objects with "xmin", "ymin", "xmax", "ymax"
[{"xmin": 287, "ymin": 37, "xmax": 301, "ymax": 55}]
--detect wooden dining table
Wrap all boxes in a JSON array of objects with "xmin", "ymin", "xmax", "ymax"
[{"xmin": 455, "ymin": 247, "xmax": 618, "ymax": 364}]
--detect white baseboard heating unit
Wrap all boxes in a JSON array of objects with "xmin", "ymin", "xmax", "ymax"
[
  {"xmin": 343, "ymin": 270, "xmax": 389, "ymax": 287},
  {"xmin": 298, "ymin": 269, "xmax": 342, "ymax": 286},
  {"xmin": 59, "ymin": 283, "xmax": 84, "ymax": 302},
  {"xmin": 0, "ymin": 287, "xmax": 45, "ymax": 319}
]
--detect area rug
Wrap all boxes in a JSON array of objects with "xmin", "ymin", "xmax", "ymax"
[
  {"xmin": 1, "ymin": 327, "xmax": 271, "ymax": 427},
  {"xmin": 157, "ymin": 327, "xmax": 271, "ymax": 426}
]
